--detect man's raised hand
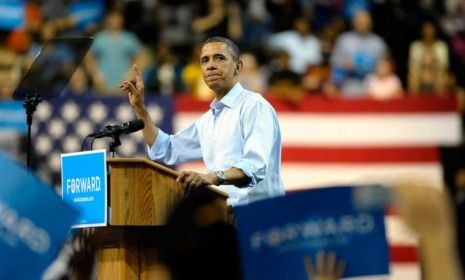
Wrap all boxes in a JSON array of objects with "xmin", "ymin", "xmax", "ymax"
[{"xmin": 120, "ymin": 64, "xmax": 145, "ymax": 111}]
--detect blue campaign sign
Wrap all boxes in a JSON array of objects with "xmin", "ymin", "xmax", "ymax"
[
  {"xmin": 235, "ymin": 186, "xmax": 389, "ymax": 280},
  {"xmin": 343, "ymin": 0, "xmax": 371, "ymax": 20},
  {"xmin": 0, "ymin": 1, "xmax": 24, "ymax": 30},
  {"xmin": 0, "ymin": 150, "xmax": 78, "ymax": 280},
  {"xmin": 69, "ymin": 0, "xmax": 104, "ymax": 30},
  {"xmin": 61, "ymin": 150, "xmax": 107, "ymax": 228},
  {"xmin": 0, "ymin": 101, "xmax": 27, "ymax": 133}
]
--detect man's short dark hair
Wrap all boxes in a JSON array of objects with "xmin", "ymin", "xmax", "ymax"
[{"xmin": 201, "ymin": 36, "xmax": 240, "ymax": 61}]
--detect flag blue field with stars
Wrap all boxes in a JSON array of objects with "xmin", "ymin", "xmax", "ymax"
[{"xmin": 32, "ymin": 95, "xmax": 173, "ymax": 183}]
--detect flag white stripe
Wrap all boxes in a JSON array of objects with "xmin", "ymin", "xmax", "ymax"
[
  {"xmin": 175, "ymin": 113, "xmax": 462, "ymax": 146},
  {"xmin": 278, "ymin": 113, "xmax": 461, "ymax": 146}
]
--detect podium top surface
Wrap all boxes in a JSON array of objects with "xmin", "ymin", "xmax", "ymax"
[{"xmin": 107, "ymin": 158, "xmax": 229, "ymax": 199}]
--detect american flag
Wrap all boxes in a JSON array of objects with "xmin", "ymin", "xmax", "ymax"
[{"xmin": 175, "ymin": 94, "xmax": 461, "ymax": 279}]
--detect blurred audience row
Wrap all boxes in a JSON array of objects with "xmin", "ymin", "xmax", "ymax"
[{"xmin": 0, "ymin": 0, "xmax": 464, "ymax": 103}]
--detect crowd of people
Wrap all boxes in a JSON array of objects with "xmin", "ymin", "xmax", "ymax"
[{"xmin": 0, "ymin": 0, "xmax": 464, "ymax": 102}]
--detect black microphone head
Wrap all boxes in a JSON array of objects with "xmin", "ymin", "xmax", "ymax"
[
  {"xmin": 88, "ymin": 124, "xmax": 115, "ymax": 138},
  {"xmin": 122, "ymin": 119, "xmax": 145, "ymax": 134}
]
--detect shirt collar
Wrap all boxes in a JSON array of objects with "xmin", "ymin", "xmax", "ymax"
[{"xmin": 210, "ymin": 82, "xmax": 243, "ymax": 110}]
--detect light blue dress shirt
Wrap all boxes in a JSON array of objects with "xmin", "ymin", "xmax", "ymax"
[{"xmin": 148, "ymin": 83, "xmax": 285, "ymax": 206}]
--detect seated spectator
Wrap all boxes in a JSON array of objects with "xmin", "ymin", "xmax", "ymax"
[
  {"xmin": 238, "ymin": 52, "xmax": 267, "ymax": 94},
  {"xmin": 157, "ymin": 2, "xmax": 193, "ymax": 47},
  {"xmin": 0, "ymin": 35, "xmax": 21, "ymax": 100},
  {"xmin": 181, "ymin": 44, "xmax": 215, "ymax": 100},
  {"xmin": 301, "ymin": 64, "xmax": 331, "ymax": 94},
  {"xmin": 441, "ymin": 0, "xmax": 465, "ymax": 52},
  {"xmin": 143, "ymin": 42, "xmax": 184, "ymax": 96},
  {"xmin": 241, "ymin": 0, "xmax": 273, "ymax": 51},
  {"xmin": 363, "ymin": 58, "xmax": 403, "ymax": 100},
  {"xmin": 301, "ymin": 29, "xmax": 338, "ymax": 95},
  {"xmin": 330, "ymin": 9, "xmax": 387, "ymax": 98},
  {"xmin": 441, "ymin": 1, "xmax": 465, "ymax": 97},
  {"xmin": 444, "ymin": 72, "xmax": 464, "ymax": 98},
  {"xmin": 5, "ymin": 1, "xmax": 43, "ymax": 55},
  {"xmin": 408, "ymin": 20, "xmax": 449, "ymax": 95},
  {"xmin": 451, "ymin": 31, "xmax": 465, "ymax": 65},
  {"xmin": 191, "ymin": 0, "xmax": 243, "ymax": 42},
  {"xmin": 318, "ymin": 16, "xmax": 346, "ymax": 64},
  {"xmin": 266, "ymin": 50, "xmax": 304, "ymax": 104},
  {"xmin": 0, "ymin": 73, "xmax": 17, "ymax": 100},
  {"xmin": 267, "ymin": 16, "xmax": 322, "ymax": 75},
  {"xmin": 265, "ymin": 0, "xmax": 302, "ymax": 32}
]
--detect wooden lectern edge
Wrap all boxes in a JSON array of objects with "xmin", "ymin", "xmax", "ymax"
[{"xmin": 107, "ymin": 157, "xmax": 229, "ymax": 199}]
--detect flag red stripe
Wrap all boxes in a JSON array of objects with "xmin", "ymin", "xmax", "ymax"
[
  {"xmin": 268, "ymin": 95, "xmax": 456, "ymax": 113},
  {"xmin": 390, "ymin": 245, "xmax": 419, "ymax": 263},
  {"xmin": 282, "ymin": 147, "xmax": 439, "ymax": 163},
  {"xmin": 176, "ymin": 95, "xmax": 457, "ymax": 113}
]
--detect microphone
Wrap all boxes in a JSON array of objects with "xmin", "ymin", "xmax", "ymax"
[{"xmin": 88, "ymin": 119, "xmax": 145, "ymax": 138}]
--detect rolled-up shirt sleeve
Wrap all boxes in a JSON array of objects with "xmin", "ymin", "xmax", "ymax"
[
  {"xmin": 147, "ymin": 123, "xmax": 202, "ymax": 165},
  {"xmin": 147, "ymin": 128, "xmax": 170, "ymax": 160},
  {"xmin": 233, "ymin": 100, "xmax": 279, "ymax": 187}
]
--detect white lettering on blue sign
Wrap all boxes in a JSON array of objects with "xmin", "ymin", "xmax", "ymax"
[
  {"xmin": 0, "ymin": 201, "xmax": 51, "ymax": 254},
  {"xmin": 66, "ymin": 176, "xmax": 101, "ymax": 194},
  {"xmin": 250, "ymin": 213, "xmax": 375, "ymax": 250}
]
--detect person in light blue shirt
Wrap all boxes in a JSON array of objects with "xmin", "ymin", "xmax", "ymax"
[
  {"xmin": 90, "ymin": 9, "xmax": 142, "ymax": 94},
  {"xmin": 330, "ymin": 10, "xmax": 387, "ymax": 97},
  {"xmin": 121, "ymin": 36, "xmax": 285, "ymax": 206}
]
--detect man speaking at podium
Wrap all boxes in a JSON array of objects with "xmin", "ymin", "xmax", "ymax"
[{"xmin": 121, "ymin": 36, "xmax": 284, "ymax": 206}]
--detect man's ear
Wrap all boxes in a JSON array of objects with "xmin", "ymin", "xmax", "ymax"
[{"xmin": 235, "ymin": 60, "xmax": 243, "ymax": 76}]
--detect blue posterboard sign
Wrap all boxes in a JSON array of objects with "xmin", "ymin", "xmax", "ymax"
[
  {"xmin": 0, "ymin": 101, "xmax": 27, "ymax": 133},
  {"xmin": 0, "ymin": 150, "xmax": 78, "ymax": 280},
  {"xmin": 343, "ymin": 0, "xmax": 370, "ymax": 20},
  {"xmin": 69, "ymin": 0, "xmax": 104, "ymax": 30},
  {"xmin": 61, "ymin": 150, "xmax": 107, "ymax": 228},
  {"xmin": 0, "ymin": 1, "xmax": 24, "ymax": 30},
  {"xmin": 235, "ymin": 186, "xmax": 389, "ymax": 280}
]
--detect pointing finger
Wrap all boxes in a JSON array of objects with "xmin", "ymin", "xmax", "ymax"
[{"xmin": 133, "ymin": 64, "xmax": 143, "ymax": 84}]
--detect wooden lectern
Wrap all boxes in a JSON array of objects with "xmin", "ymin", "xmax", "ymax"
[{"xmin": 94, "ymin": 158, "xmax": 228, "ymax": 280}]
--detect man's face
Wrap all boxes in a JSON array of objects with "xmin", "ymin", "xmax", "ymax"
[{"xmin": 200, "ymin": 42, "xmax": 241, "ymax": 95}]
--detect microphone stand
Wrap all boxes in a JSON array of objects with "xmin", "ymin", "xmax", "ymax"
[
  {"xmin": 85, "ymin": 119, "xmax": 143, "ymax": 156},
  {"xmin": 109, "ymin": 133, "xmax": 122, "ymax": 158},
  {"xmin": 23, "ymin": 93, "xmax": 42, "ymax": 168}
]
